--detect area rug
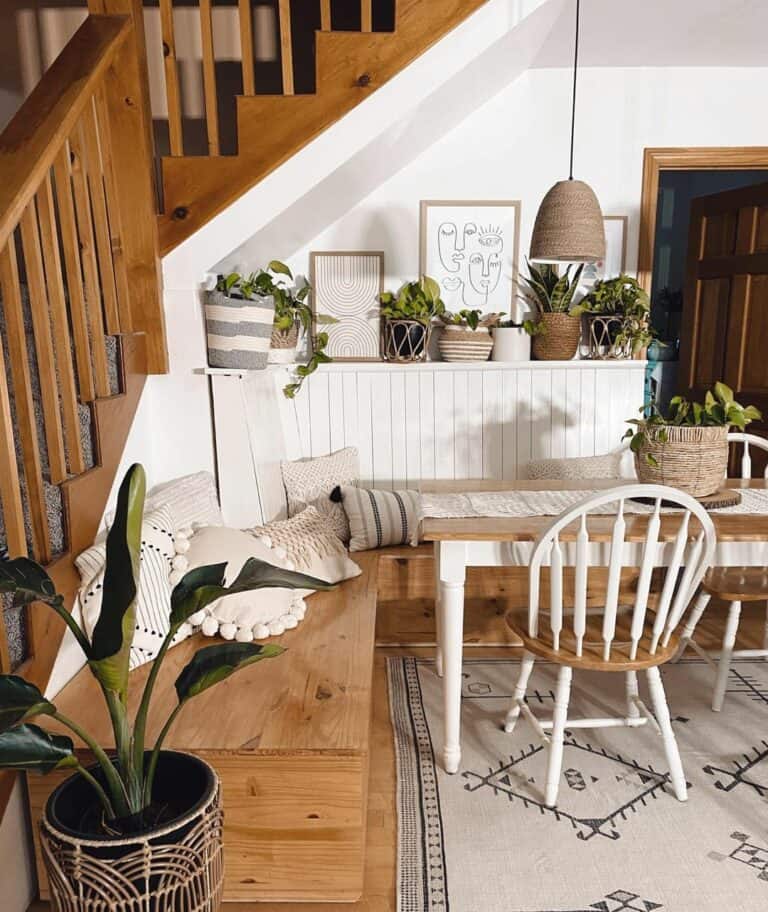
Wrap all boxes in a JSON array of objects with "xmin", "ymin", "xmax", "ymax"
[{"xmin": 389, "ymin": 655, "xmax": 768, "ymax": 912}]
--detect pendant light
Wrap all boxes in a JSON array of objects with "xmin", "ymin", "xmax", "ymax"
[{"xmin": 529, "ymin": 0, "xmax": 605, "ymax": 264}]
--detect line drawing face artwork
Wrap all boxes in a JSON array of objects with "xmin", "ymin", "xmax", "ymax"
[{"xmin": 422, "ymin": 201, "xmax": 521, "ymax": 318}]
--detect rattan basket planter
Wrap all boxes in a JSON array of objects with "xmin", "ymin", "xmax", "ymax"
[
  {"xmin": 634, "ymin": 424, "xmax": 728, "ymax": 497},
  {"xmin": 268, "ymin": 322, "xmax": 300, "ymax": 364},
  {"xmin": 584, "ymin": 314, "xmax": 633, "ymax": 360},
  {"xmin": 437, "ymin": 325, "xmax": 493, "ymax": 362},
  {"xmin": 381, "ymin": 319, "xmax": 430, "ymax": 362},
  {"xmin": 40, "ymin": 752, "xmax": 224, "ymax": 912},
  {"xmin": 532, "ymin": 312, "xmax": 581, "ymax": 361}
]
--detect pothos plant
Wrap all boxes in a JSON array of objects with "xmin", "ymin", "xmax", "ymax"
[
  {"xmin": 623, "ymin": 381, "xmax": 762, "ymax": 467},
  {"xmin": 573, "ymin": 273, "xmax": 656, "ymax": 354},
  {"xmin": 216, "ymin": 262, "xmax": 338, "ymax": 399},
  {"xmin": 378, "ymin": 276, "xmax": 445, "ymax": 324},
  {"xmin": 0, "ymin": 465, "xmax": 330, "ymax": 832},
  {"xmin": 518, "ymin": 259, "xmax": 584, "ymax": 336},
  {"xmin": 439, "ymin": 309, "xmax": 503, "ymax": 330}
]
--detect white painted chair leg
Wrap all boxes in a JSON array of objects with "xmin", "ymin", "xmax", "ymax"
[
  {"xmin": 713, "ymin": 600, "xmax": 742, "ymax": 712},
  {"xmin": 673, "ymin": 590, "xmax": 711, "ymax": 663},
  {"xmin": 439, "ymin": 541, "xmax": 466, "ymax": 775},
  {"xmin": 544, "ymin": 665, "xmax": 572, "ymax": 808},
  {"xmin": 504, "ymin": 651, "xmax": 535, "ymax": 733},
  {"xmin": 433, "ymin": 542, "xmax": 444, "ymax": 678},
  {"xmin": 625, "ymin": 670, "xmax": 640, "ymax": 720},
  {"xmin": 646, "ymin": 666, "xmax": 687, "ymax": 801}
]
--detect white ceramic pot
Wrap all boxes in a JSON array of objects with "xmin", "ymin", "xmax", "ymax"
[{"xmin": 491, "ymin": 326, "xmax": 531, "ymax": 362}]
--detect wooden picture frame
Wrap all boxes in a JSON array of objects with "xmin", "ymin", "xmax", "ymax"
[
  {"xmin": 419, "ymin": 200, "xmax": 521, "ymax": 319},
  {"xmin": 310, "ymin": 251, "xmax": 384, "ymax": 362}
]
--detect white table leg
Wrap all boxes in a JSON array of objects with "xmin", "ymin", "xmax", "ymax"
[
  {"xmin": 433, "ymin": 541, "xmax": 443, "ymax": 678},
  {"xmin": 439, "ymin": 540, "xmax": 466, "ymax": 774}
]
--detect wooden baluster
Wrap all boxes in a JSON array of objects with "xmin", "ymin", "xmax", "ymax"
[
  {"xmin": 94, "ymin": 86, "xmax": 132, "ymax": 333},
  {"xmin": 550, "ymin": 534, "xmax": 563, "ymax": 651},
  {"xmin": 53, "ymin": 144, "xmax": 96, "ymax": 403},
  {"xmin": 361, "ymin": 0, "xmax": 372, "ymax": 31},
  {"xmin": 19, "ymin": 199, "xmax": 68, "ymax": 485},
  {"xmin": 320, "ymin": 0, "xmax": 331, "ymax": 30},
  {"xmin": 278, "ymin": 0, "xmax": 294, "ymax": 95},
  {"xmin": 602, "ymin": 498, "xmax": 626, "ymax": 661},
  {"xmin": 239, "ymin": 0, "xmax": 256, "ymax": 96},
  {"xmin": 0, "ymin": 338, "xmax": 26, "ymax": 557},
  {"xmin": 36, "ymin": 173, "xmax": 86, "ymax": 476},
  {"xmin": 160, "ymin": 0, "xmax": 184, "ymax": 153},
  {"xmin": 0, "ymin": 610, "xmax": 10, "ymax": 673},
  {"xmin": 69, "ymin": 118, "xmax": 111, "ymax": 398},
  {"xmin": 630, "ymin": 497, "xmax": 661, "ymax": 660},
  {"xmin": 651, "ymin": 511, "xmax": 690, "ymax": 653},
  {"xmin": 573, "ymin": 514, "xmax": 588, "ymax": 657},
  {"xmin": 0, "ymin": 241, "xmax": 51, "ymax": 563},
  {"xmin": 200, "ymin": 0, "xmax": 220, "ymax": 154},
  {"xmin": 81, "ymin": 97, "xmax": 120, "ymax": 336}
]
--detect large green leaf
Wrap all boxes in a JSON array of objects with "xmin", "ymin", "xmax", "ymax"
[
  {"xmin": 268, "ymin": 260, "xmax": 293, "ymax": 279},
  {"xmin": 175, "ymin": 642, "xmax": 285, "ymax": 702},
  {"xmin": 0, "ymin": 558, "xmax": 62, "ymax": 610},
  {"xmin": 0, "ymin": 676, "xmax": 55, "ymax": 732},
  {"xmin": 0, "ymin": 724, "xmax": 78, "ymax": 773},
  {"xmin": 89, "ymin": 465, "xmax": 146, "ymax": 696},
  {"xmin": 170, "ymin": 558, "xmax": 332, "ymax": 627},
  {"xmin": 714, "ymin": 381, "xmax": 734, "ymax": 407}
]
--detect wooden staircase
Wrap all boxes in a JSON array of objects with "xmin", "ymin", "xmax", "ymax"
[{"xmin": 155, "ymin": 0, "xmax": 488, "ymax": 253}]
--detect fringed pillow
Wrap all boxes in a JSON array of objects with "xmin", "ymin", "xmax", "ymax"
[
  {"xmin": 281, "ymin": 447, "xmax": 359, "ymax": 541},
  {"xmin": 248, "ymin": 506, "xmax": 361, "ymax": 584}
]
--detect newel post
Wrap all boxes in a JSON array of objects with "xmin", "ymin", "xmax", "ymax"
[{"xmin": 88, "ymin": 0, "xmax": 169, "ymax": 373}]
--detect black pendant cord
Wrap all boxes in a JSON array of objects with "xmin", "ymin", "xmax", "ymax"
[{"xmin": 568, "ymin": 0, "xmax": 580, "ymax": 180}]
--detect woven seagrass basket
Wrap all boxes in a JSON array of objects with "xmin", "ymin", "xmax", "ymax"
[
  {"xmin": 532, "ymin": 313, "xmax": 581, "ymax": 361},
  {"xmin": 269, "ymin": 323, "xmax": 300, "ymax": 363},
  {"xmin": 634, "ymin": 424, "xmax": 728, "ymax": 497},
  {"xmin": 437, "ymin": 325, "xmax": 493, "ymax": 362}
]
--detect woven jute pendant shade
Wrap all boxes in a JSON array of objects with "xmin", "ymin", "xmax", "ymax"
[{"xmin": 530, "ymin": 178, "xmax": 606, "ymax": 263}]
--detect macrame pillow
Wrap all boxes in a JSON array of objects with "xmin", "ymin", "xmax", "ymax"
[
  {"xmin": 281, "ymin": 447, "xmax": 359, "ymax": 541},
  {"xmin": 525, "ymin": 452, "xmax": 623, "ymax": 481},
  {"xmin": 333, "ymin": 485, "xmax": 420, "ymax": 552},
  {"xmin": 248, "ymin": 506, "xmax": 361, "ymax": 584},
  {"xmin": 77, "ymin": 506, "xmax": 194, "ymax": 670},
  {"xmin": 183, "ymin": 526, "xmax": 309, "ymax": 642}
]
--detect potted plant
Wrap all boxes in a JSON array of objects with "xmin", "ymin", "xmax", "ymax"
[
  {"xmin": 623, "ymin": 382, "xmax": 762, "ymax": 497},
  {"xmin": 519, "ymin": 260, "xmax": 584, "ymax": 360},
  {"xmin": 0, "ymin": 465, "xmax": 329, "ymax": 912},
  {"xmin": 437, "ymin": 309, "xmax": 502, "ymax": 362},
  {"xmin": 575, "ymin": 273, "xmax": 655, "ymax": 359},
  {"xmin": 206, "ymin": 272, "xmax": 275, "ymax": 371},
  {"xmin": 491, "ymin": 318, "xmax": 531, "ymax": 362},
  {"xmin": 379, "ymin": 276, "xmax": 445, "ymax": 362}
]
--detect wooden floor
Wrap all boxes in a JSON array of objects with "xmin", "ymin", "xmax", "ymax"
[{"xmin": 29, "ymin": 598, "xmax": 765, "ymax": 912}]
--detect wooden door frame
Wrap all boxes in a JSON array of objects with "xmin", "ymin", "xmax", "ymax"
[{"xmin": 637, "ymin": 147, "xmax": 768, "ymax": 293}]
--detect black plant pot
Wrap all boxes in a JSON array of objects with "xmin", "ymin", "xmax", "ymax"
[
  {"xmin": 42, "ymin": 751, "xmax": 224, "ymax": 912},
  {"xmin": 382, "ymin": 319, "xmax": 429, "ymax": 361}
]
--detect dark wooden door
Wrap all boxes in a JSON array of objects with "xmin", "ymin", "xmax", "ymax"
[{"xmin": 679, "ymin": 180, "xmax": 768, "ymax": 476}]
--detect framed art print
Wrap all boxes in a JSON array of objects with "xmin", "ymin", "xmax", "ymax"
[
  {"xmin": 310, "ymin": 251, "xmax": 384, "ymax": 361},
  {"xmin": 419, "ymin": 200, "xmax": 521, "ymax": 317}
]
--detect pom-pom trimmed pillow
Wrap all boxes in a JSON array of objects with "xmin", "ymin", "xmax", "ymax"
[
  {"xmin": 525, "ymin": 452, "xmax": 623, "ymax": 481},
  {"xmin": 248, "ymin": 506, "xmax": 361, "ymax": 584},
  {"xmin": 183, "ymin": 526, "xmax": 310, "ymax": 642},
  {"xmin": 333, "ymin": 485, "xmax": 419, "ymax": 552},
  {"xmin": 77, "ymin": 506, "xmax": 194, "ymax": 670},
  {"xmin": 281, "ymin": 447, "xmax": 359, "ymax": 542}
]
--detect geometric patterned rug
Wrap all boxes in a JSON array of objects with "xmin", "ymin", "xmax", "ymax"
[{"xmin": 388, "ymin": 656, "xmax": 768, "ymax": 912}]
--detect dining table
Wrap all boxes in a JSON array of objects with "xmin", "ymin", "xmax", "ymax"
[{"xmin": 419, "ymin": 477, "xmax": 768, "ymax": 774}]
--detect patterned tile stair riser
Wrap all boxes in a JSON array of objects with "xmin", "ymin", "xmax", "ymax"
[{"xmin": 388, "ymin": 656, "xmax": 768, "ymax": 912}]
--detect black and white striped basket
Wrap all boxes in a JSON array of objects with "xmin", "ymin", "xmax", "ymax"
[{"xmin": 204, "ymin": 291, "xmax": 275, "ymax": 370}]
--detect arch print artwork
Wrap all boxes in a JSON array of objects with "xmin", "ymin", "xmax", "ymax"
[{"xmin": 420, "ymin": 200, "xmax": 521, "ymax": 318}]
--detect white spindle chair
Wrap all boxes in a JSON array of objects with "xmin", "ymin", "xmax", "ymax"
[
  {"xmin": 675, "ymin": 432, "xmax": 768, "ymax": 711},
  {"xmin": 503, "ymin": 484, "xmax": 716, "ymax": 808}
]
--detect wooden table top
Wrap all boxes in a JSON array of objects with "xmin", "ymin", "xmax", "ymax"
[{"xmin": 419, "ymin": 479, "xmax": 768, "ymax": 543}]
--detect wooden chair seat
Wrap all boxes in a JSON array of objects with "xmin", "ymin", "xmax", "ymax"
[
  {"xmin": 506, "ymin": 608, "xmax": 679, "ymax": 671},
  {"xmin": 702, "ymin": 566, "xmax": 768, "ymax": 602}
]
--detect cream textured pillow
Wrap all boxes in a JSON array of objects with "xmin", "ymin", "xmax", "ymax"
[
  {"xmin": 184, "ymin": 526, "xmax": 308, "ymax": 642},
  {"xmin": 77, "ymin": 506, "xmax": 194, "ymax": 670},
  {"xmin": 335, "ymin": 485, "xmax": 419, "ymax": 552},
  {"xmin": 248, "ymin": 506, "xmax": 361, "ymax": 584},
  {"xmin": 104, "ymin": 472, "xmax": 223, "ymax": 531},
  {"xmin": 281, "ymin": 447, "xmax": 359, "ymax": 541},
  {"xmin": 525, "ymin": 452, "xmax": 623, "ymax": 481}
]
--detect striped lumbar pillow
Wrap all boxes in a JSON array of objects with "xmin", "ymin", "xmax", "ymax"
[
  {"xmin": 333, "ymin": 485, "xmax": 420, "ymax": 552},
  {"xmin": 205, "ymin": 291, "xmax": 274, "ymax": 370}
]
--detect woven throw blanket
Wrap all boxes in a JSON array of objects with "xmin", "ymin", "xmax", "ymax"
[{"xmin": 419, "ymin": 487, "xmax": 768, "ymax": 520}]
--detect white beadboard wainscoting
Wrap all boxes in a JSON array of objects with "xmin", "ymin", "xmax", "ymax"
[{"xmin": 208, "ymin": 361, "xmax": 647, "ymax": 529}]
